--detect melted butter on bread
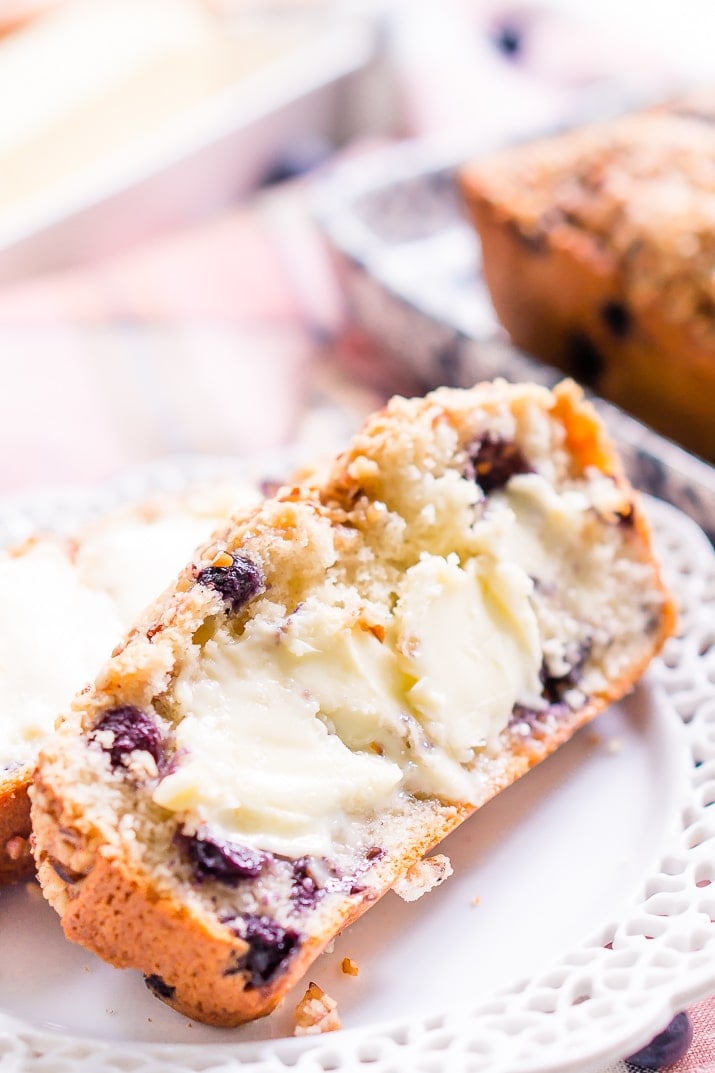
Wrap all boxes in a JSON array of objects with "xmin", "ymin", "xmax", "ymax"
[{"xmin": 152, "ymin": 548, "xmax": 542, "ymax": 856}]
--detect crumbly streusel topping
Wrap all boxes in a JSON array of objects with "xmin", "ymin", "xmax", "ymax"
[{"xmin": 467, "ymin": 101, "xmax": 715, "ymax": 342}]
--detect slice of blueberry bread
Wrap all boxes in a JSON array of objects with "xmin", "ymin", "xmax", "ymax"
[
  {"xmin": 0, "ymin": 479, "xmax": 261, "ymax": 883},
  {"xmin": 31, "ymin": 380, "xmax": 676, "ymax": 1027}
]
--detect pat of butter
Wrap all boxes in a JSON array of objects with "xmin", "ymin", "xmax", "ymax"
[
  {"xmin": 153, "ymin": 550, "xmax": 543, "ymax": 854},
  {"xmin": 153, "ymin": 626, "xmax": 403, "ymax": 858},
  {"xmin": 393, "ymin": 554, "xmax": 542, "ymax": 762},
  {"xmin": 0, "ymin": 543, "xmax": 122, "ymax": 768},
  {"xmin": 482, "ymin": 473, "xmax": 593, "ymax": 583}
]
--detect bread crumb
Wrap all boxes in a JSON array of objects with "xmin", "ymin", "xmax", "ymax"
[
  {"xmin": 586, "ymin": 731, "xmax": 601, "ymax": 747},
  {"xmin": 294, "ymin": 982, "xmax": 341, "ymax": 1036},
  {"xmin": 324, "ymin": 939, "xmax": 335, "ymax": 955},
  {"xmin": 607, "ymin": 737, "xmax": 624, "ymax": 754},
  {"xmin": 392, "ymin": 854, "xmax": 453, "ymax": 903},
  {"xmin": 471, "ymin": 895, "xmax": 481, "ymax": 907},
  {"xmin": 341, "ymin": 957, "xmax": 359, "ymax": 977}
]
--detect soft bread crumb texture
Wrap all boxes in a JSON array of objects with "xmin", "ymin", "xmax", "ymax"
[
  {"xmin": 392, "ymin": 855, "xmax": 454, "ymax": 903},
  {"xmin": 30, "ymin": 379, "xmax": 676, "ymax": 1027}
]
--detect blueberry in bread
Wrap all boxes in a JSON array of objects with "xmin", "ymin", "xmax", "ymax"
[
  {"xmin": 31, "ymin": 380, "xmax": 676, "ymax": 1027},
  {"xmin": 0, "ymin": 480, "xmax": 260, "ymax": 883},
  {"xmin": 459, "ymin": 93, "xmax": 715, "ymax": 459}
]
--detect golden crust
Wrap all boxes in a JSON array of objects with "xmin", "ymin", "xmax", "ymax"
[{"xmin": 31, "ymin": 380, "xmax": 676, "ymax": 1026}]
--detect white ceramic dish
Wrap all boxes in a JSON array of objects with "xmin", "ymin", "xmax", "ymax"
[{"xmin": 0, "ymin": 457, "xmax": 714, "ymax": 1073}]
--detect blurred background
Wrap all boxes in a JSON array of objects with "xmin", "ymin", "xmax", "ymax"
[{"xmin": 0, "ymin": 0, "xmax": 713, "ymax": 494}]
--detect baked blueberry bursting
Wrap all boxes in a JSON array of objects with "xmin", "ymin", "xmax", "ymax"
[
  {"xmin": 467, "ymin": 435, "xmax": 531, "ymax": 494},
  {"xmin": 181, "ymin": 831, "xmax": 270, "ymax": 885},
  {"xmin": 601, "ymin": 300, "xmax": 632, "ymax": 338},
  {"xmin": 224, "ymin": 915, "xmax": 301, "ymax": 987},
  {"xmin": 290, "ymin": 855, "xmax": 357, "ymax": 910},
  {"xmin": 565, "ymin": 332, "xmax": 605, "ymax": 388},
  {"xmin": 196, "ymin": 554, "xmax": 265, "ymax": 614},
  {"xmin": 291, "ymin": 857, "xmax": 323, "ymax": 911},
  {"xmin": 511, "ymin": 645, "xmax": 592, "ymax": 728},
  {"xmin": 91, "ymin": 707, "xmax": 162, "ymax": 769},
  {"xmin": 540, "ymin": 643, "xmax": 591, "ymax": 705},
  {"xmin": 144, "ymin": 973, "xmax": 176, "ymax": 999},
  {"xmin": 510, "ymin": 702, "xmax": 555, "ymax": 729}
]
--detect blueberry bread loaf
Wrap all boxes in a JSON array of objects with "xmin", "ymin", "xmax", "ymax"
[
  {"xmin": 0, "ymin": 479, "xmax": 260, "ymax": 883},
  {"xmin": 31, "ymin": 380, "xmax": 676, "ymax": 1027},
  {"xmin": 459, "ymin": 94, "xmax": 715, "ymax": 459}
]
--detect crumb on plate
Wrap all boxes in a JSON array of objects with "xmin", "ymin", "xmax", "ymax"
[
  {"xmin": 392, "ymin": 854, "xmax": 453, "ymax": 903},
  {"xmin": 294, "ymin": 982, "xmax": 341, "ymax": 1036},
  {"xmin": 341, "ymin": 957, "xmax": 359, "ymax": 977}
]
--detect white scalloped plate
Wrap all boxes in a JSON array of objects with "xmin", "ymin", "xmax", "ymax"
[{"xmin": 1, "ymin": 457, "xmax": 714, "ymax": 1073}]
